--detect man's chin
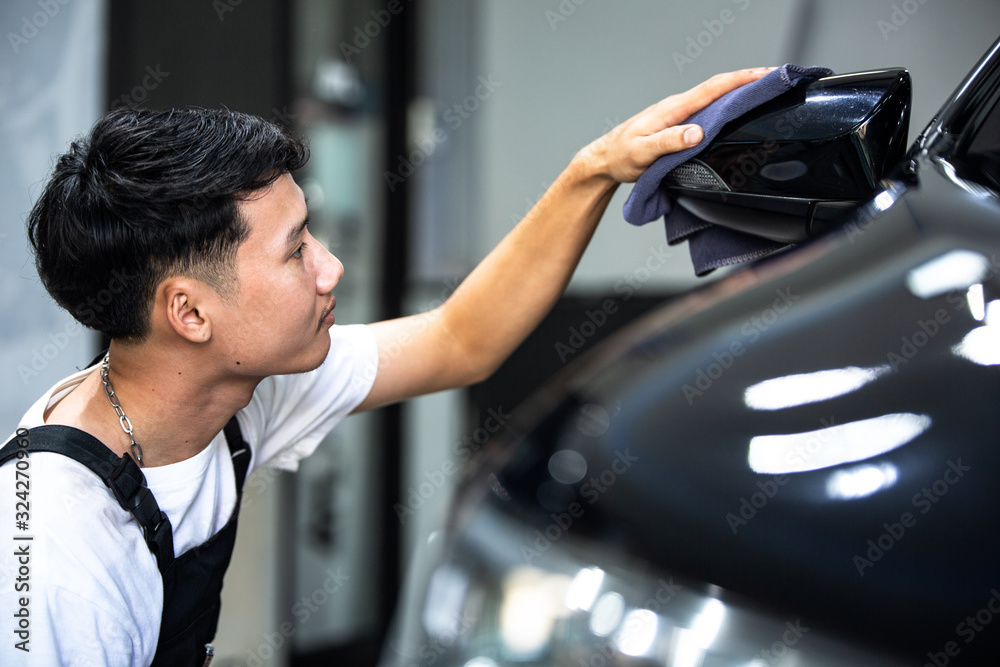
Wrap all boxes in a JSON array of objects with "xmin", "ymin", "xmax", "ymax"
[
  {"xmin": 262, "ymin": 333, "xmax": 331, "ymax": 376},
  {"xmin": 297, "ymin": 335, "xmax": 332, "ymax": 373}
]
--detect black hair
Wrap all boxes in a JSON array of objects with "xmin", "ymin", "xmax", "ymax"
[{"xmin": 27, "ymin": 107, "xmax": 309, "ymax": 343}]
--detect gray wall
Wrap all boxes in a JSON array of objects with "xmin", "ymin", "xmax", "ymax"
[
  {"xmin": 0, "ymin": 0, "xmax": 105, "ymax": 431},
  {"xmin": 410, "ymin": 0, "xmax": 1000, "ymax": 293}
]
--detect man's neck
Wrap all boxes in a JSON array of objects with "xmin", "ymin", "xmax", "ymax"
[{"xmin": 45, "ymin": 341, "xmax": 261, "ymax": 467}]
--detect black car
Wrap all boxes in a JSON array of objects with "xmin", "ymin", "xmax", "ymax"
[{"xmin": 385, "ymin": 36, "xmax": 1000, "ymax": 666}]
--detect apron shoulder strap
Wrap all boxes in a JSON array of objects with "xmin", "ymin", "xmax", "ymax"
[
  {"xmin": 0, "ymin": 425, "xmax": 176, "ymax": 572},
  {"xmin": 0, "ymin": 415, "xmax": 251, "ymax": 573},
  {"xmin": 222, "ymin": 416, "xmax": 252, "ymax": 494}
]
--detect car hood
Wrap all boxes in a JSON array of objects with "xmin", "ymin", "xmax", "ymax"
[{"xmin": 454, "ymin": 149, "xmax": 1000, "ymax": 663}]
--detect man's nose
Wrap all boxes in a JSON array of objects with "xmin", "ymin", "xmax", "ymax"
[{"xmin": 316, "ymin": 245, "xmax": 344, "ymax": 294}]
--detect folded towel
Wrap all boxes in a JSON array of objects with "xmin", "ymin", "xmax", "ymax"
[{"xmin": 623, "ymin": 64, "xmax": 833, "ymax": 276}]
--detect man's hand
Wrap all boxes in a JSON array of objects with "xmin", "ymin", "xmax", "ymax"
[
  {"xmin": 578, "ymin": 67, "xmax": 775, "ymax": 184},
  {"xmin": 355, "ymin": 67, "xmax": 774, "ymax": 412}
]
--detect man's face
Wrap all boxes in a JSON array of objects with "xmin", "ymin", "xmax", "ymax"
[{"xmin": 212, "ymin": 172, "xmax": 343, "ymax": 376}]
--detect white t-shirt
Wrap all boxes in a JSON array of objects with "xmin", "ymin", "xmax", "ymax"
[{"xmin": 0, "ymin": 324, "xmax": 378, "ymax": 667}]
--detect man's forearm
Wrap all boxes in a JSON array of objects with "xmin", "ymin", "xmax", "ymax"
[
  {"xmin": 356, "ymin": 68, "xmax": 772, "ymax": 411},
  {"xmin": 438, "ymin": 150, "xmax": 620, "ymax": 384}
]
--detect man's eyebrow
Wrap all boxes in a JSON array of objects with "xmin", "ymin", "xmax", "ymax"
[{"xmin": 285, "ymin": 214, "xmax": 310, "ymax": 248}]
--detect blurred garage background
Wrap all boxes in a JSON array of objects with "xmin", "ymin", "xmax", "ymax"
[{"xmin": 1, "ymin": 1, "xmax": 997, "ymax": 664}]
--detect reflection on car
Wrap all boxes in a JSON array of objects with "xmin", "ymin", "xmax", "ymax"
[{"xmin": 385, "ymin": 36, "xmax": 1000, "ymax": 667}]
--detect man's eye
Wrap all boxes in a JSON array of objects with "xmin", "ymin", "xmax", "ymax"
[{"xmin": 293, "ymin": 242, "xmax": 307, "ymax": 259}]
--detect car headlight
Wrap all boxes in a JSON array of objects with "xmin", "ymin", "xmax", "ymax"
[{"xmin": 393, "ymin": 493, "xmax": 908, "ymax": 667}]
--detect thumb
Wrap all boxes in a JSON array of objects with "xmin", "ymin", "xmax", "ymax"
[
  {"xmin": 642, "ymin": 124, "xmax": 704, "ymax": 165},
  {"xmin": 682, "ymin": 125, "xmax": 705, "ymax": 147}
]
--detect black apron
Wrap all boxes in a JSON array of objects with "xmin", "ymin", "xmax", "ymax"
[{"xmin": 0, "ymin": 417, "xmax": 251, "ymax": 666}]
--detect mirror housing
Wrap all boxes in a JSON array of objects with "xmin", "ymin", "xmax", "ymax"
[{"xmin": 663, "ymin": 69, "xmax": 911, "ymax": 243}]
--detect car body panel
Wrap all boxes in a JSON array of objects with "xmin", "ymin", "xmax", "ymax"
[{"xmin": 386, "ymin": 36, "xmax": 1000, "ymax": 667}]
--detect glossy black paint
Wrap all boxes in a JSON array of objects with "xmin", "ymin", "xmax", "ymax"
[
  {"xmin": 665, "ymin": 69, "xmax": 912, "ymax": 244},
  {"xmin": 445, "ymin": 39, "xmax": 1000, "ymax": 664}
]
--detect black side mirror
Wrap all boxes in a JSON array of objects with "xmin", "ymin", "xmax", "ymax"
[{"xmin": 663, "ymin": 69, "xmax": 911, "ymax": 243}]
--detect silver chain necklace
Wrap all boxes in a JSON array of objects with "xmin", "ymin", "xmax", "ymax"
[{"xmin": 99, "ymin": 353, "xmax": 145, "ymax": 466}]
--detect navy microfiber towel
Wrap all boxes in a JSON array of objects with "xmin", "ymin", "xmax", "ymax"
[{"xmin": 623, "ymin": 64, "xmax": 834, "ymax": 276}]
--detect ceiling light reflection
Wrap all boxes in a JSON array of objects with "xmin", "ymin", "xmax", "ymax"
[
  {"xmin": 748, "ymin": 413, "xmax": 931, "ymax": 474},
  {"xmin": 422, "ymin": 565, "xmax": 470, "ymax": 639},
  {"xmin": 905, "ymin": 249, "xmax": 989, "ymax": 299},
  {"xmin": 672, "ymin": 628, "xmax": 705, "ymax": 667},
  {"xmin": 691, "ymin": 599, "xmax": 726, "ymax": 648},
  {"xmin": 498, "ymin": 568, "xmax": 569, "ymax": 658},
  {"xmin": 953, "ymin": 324, "xmax": 1000, "ymax": 366},
  {"xmin": 614, "ymin": 609, "xmax": 659, "ymax": 657},
  {"xmin": 744, "ymin": 366, "xmax": 890, "ymax": 411},
  {"xmin": 589, "ymin": 592, "xmax": 625, "ymax": 637},
  {"xmin": 463, "ymin": 659, "xmax": 500, "ymax": 667},
  {"xmin": 953, "ymin": 299, "xmax": 1000, "ymax": 366},
  {"xmin": 669, "ymin": 599, "xmax": 727, "ymax": 667},
  {"xmin": 565, "ymin": 567, "xmax": 605, "ymax": 612},
  {"xmin": 873, "ymin": 189, "xmax": 896, "ymax": 212},
  {"xmin": 987, "ymin": 300, "xmax": 1000, "ymax": 324},
  {"xmin": 826, "ymin": 462, "xmax": 899, "ymax": 500},
  {"xmin": 967, "ymin": 284, "xmax": 986, "ymax": 321}
]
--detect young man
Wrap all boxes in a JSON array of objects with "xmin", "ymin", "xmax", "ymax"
[{"xmin": 0, "ymin": 68, "xmax": 770, "ymax": 665}]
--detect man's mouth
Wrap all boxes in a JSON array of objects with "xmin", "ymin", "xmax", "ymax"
[{"xmin": 319, "ymin": 298, "xmax": 336, "ymax": 328}]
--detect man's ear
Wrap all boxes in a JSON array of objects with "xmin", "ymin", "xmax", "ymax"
[{"xmin": 160, "ymin": 277, "xmax": 214, "ymax": 343}]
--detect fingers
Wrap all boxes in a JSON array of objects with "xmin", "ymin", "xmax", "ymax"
[
  {"xmin": 639, "ymin": 123, "xmax": 704, "ymax": 163},
  {"xmin": 592, "ymin": 66, "xmax": 775, "ymax": 183},
  {"xmin": 638, "ymin": 66, "xmax": 774, "ymax": 159},
  {"xmin": 653, "ymin": 67, "xmax": 775, "ymax": 128}
]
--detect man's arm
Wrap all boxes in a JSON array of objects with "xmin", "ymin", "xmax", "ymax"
[{"xmin": 354, "ymin": 68, "xmax": 772, "ymax": 412}]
